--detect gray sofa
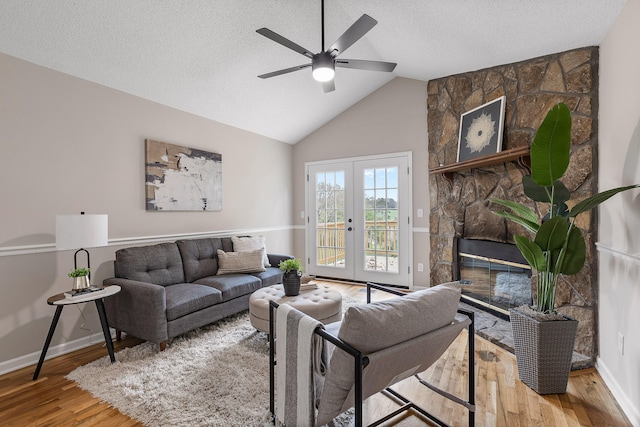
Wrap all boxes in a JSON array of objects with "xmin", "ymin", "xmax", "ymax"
[{"xmin": 103, "ymin": 236, "xmax": 291, "ymax": 350}]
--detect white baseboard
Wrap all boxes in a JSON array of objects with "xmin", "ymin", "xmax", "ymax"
[
  {"xmin": 0, "ymin": 330, "xmax": 114, "ymax": 377},
  {"xmin": 596, "ymin": 357, "xmax": 640, "ymax": 427}
]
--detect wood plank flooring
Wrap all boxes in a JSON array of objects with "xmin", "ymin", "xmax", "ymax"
[{"xmin": 0, "ymin": 282, "xmax": 631, "ymax": 426}]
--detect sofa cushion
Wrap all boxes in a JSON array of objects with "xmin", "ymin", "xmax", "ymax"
[
  {"xmin": 251, "ymin": 267, "xmax": 284, "ymax": 287},
  {"xmin": 232, "ymin": 235, "xmax": 270, "ymax": 267},
  {"xmin": 114, "ymin": 242, "xmax": 185, "ymax": 286},
  {"xmin": 164, "ymin": 283, "xmax": 223, "ymax": 321},
  {"xmin": 216, "ymin": 249, "xmax": 266, "ymax": 275},
  {"xmin": 177, "ymin": 238, "xmax": 224, "ymax": 283},
  {"xmin": 195, "ymin": 274, "xmax": 262, "ymax": 301}
]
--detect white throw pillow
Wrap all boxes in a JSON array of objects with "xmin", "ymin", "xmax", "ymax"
[
  {"xmin": 216, "ymin": 249, "xmax": 266, "ymax": 275},
  {"xmin": 231, "ymin": 235, "xmax": 270, "ymax": 267}
]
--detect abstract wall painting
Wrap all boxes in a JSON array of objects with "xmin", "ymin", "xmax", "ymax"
[
  {"xmin": 145, "ymin": 139, "xmax": 222, "ymax": 211},
  {"xmin": 457, "ymin": 96, "xmax": 506, "ymax": 162}
]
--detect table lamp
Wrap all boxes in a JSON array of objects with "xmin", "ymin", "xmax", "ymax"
[{"xmin": 56, "ymin": 212, "xmax": 109, "ymax": 291}]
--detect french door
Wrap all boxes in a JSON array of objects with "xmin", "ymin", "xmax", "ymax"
[{"xmin": 306, "ymin": 153, "xmax": 411, "ymax": 287}]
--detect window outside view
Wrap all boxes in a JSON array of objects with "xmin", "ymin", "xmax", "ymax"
[
  {"xmin": 363, "ymin": 167, "xmax": 398, "ymax": 273},
  {"xmin": 315, "ymin": 171, "xmax": 346, "ymax": 268}
]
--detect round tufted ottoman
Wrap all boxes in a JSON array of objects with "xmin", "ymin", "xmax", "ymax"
[{"xmin": 249, "ymin": 284, "xmax": 343, "ymax": 333}]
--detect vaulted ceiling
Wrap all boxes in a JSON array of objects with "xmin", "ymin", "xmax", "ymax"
[{"xmin": 0, "ymin": 1, "xmax": 627, "ymax": 144}]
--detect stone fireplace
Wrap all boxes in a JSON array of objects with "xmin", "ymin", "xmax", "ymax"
[{"xmin": 427, "ymin": 46, "xmax": 599, "ymax": 365}]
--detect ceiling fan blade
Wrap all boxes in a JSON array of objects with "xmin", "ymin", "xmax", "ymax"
[
  {"xmin": 256, "ymin": 28, "xmax": 314, "ymax": 59},
  {"xmin": 336, "ymin": 59, "xmax": 397, "ymax": 72},
  {"xmin": 258, "ymin": 63, "xmax": 311, "ymax": 79},
  {"xmin": 328, "ymin": 14, "xmax": 377, "ymax": 57},
  {"xmin": 322, "ymin": 80, "xmax": 335, "ymax": 93}
]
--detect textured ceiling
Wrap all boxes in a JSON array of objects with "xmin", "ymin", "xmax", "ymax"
[{"xmin": 0, "ymin": 1, "xmax": 627, "ymax": 144}]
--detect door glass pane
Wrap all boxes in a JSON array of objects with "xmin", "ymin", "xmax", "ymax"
[
  {"xmin": 363, "ymin": 167, "xmax": 399, "ymax": 273},
  {"xmin": 316, "ymin": 171, "xmax": 345, "ymax": 268}
]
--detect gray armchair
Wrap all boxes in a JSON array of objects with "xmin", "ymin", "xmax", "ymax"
[{"xmin": 269, "ymin": 281, "xmax": 475, "ymax": 427}]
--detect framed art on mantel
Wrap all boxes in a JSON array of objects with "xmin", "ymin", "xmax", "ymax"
[
  {"xmin": 457, "ymin": 96, "xmax": 506, "ymax": 162},
  {"xmin": 145, "ymin": 139, "xmax": 222, "ymax": 211}
]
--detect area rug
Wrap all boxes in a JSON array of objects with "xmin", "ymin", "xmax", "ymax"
[{"xmin": 67, "ymin": 296, "xmax": 359, "ymax": 427}]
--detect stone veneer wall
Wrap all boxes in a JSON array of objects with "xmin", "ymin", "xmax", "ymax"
[{"xmin": 427, "ymin": 47, "xmax": 599, "ymax": 363}]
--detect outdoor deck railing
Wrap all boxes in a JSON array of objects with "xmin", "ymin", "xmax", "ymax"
[{"xmin": 316, "ymin": 221, "xmax": 398, "ymax": 265}]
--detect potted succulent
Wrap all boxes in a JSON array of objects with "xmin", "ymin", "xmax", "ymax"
[
  {"xmin": 69, "ymin": 267, "xmax": 91, "ymax": 290},
  {"xmin": 491, "ymin": 102, "xmax": 638, "ymax": 394},
  {"xmin": 279, "ymin": 258, "xmax": 303, "ymax": 296}
]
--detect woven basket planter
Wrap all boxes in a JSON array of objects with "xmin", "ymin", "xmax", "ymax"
[{"xmin": 509, "ymin": 307, "xmax": 578, "ymax": 394}]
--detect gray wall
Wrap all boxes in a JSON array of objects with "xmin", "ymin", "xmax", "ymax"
[
  {"xmin": 292, "ymin": 77, "xmax": 430, "ymax": 287},
  {"xmin": 0, "ymin": 53, "xmax": 293, "ymax": 371},
  {"xmin": 598, "ymin": 0, "xmax": 640, "ymax": 423}
]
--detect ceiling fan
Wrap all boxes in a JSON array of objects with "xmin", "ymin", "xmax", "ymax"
[{"xmin": 256, "ymin": 0, "xmax": 397, "ymax": 93}]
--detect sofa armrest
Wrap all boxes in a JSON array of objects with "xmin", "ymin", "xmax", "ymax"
[
  {"xmin": 103, "ymin": 277, "xmax": 169, "ymax": 344},
  {"xmin": 267, "ymin": 253, "xmax": 294, "ymax": 268}
]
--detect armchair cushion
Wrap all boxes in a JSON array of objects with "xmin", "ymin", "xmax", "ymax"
[{"xmin": 337, "ymin": 281, "xmax": 461, "ymax": 353}]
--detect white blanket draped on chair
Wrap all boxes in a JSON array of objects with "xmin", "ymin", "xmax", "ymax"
[{"xmin": 275, "ymin": 304, "xmax": 326, "ymax": 427}]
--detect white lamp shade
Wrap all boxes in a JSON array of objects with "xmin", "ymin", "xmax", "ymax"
[{"xmin": 56, "ymin": 214, "xmax": 109, "ymax": 250}]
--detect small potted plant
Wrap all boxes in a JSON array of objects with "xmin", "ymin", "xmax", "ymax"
[
  {"xmin": 69, "ymin": 268, "xmax": 91, "ymax": 290},
  {"xmin": 279, "ymin": 258, "xmax": 303, "ymax": 296}
]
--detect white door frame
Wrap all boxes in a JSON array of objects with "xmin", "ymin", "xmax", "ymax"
[{"xmin": 305, "ymin": 152, "xmax": 413, "ymax": 287}]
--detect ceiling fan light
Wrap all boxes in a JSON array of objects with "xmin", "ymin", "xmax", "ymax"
[
  {"xmin": 312, "ymin": 54, "xmax": 335, "ymax": 82},
  {"xmin": 312, "ymin": 66, "xmax": 335, "ymax": 82}
]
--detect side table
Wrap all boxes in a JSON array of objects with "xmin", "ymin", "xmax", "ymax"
[{"xmin": 33, "ymin": 285, "xmax": 121, "ymax": 380}]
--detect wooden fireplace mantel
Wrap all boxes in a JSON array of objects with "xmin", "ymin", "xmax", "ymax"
[{"xmin": 429, "ymin": 146, "xmax": 531, "ymax": 182}]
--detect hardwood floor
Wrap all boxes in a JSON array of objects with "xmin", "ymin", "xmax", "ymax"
[
  {"xmin": 0, "ymin": 282, "xmax": 631, "ymax": 426},
  {"xmin": 0, "ymin": 335, "xmax": 145, "ymax": 427}
]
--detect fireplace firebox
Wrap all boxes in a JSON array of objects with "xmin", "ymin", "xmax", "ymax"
[{"xmin": 454, "ymin": 238, "xmax": 532, "ymax": 319}]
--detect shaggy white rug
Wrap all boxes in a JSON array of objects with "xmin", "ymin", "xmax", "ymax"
[{"xmin": 67, "ymin": 297, "xmax": 359, "ymax": 427}]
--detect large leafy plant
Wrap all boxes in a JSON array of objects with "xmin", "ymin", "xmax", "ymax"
[{"xmin": 492, "ymin": 103, "xmax": 638, "ymax": 314}]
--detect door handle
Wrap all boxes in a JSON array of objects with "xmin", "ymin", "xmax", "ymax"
[{"xmin": 347, "ymin": 227, "xmax": 353, "ymax": 231}]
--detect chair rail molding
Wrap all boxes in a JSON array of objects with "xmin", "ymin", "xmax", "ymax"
[
  {"xmin": 595, "ymin": 242, "xmax": 640, "ymax": 263},
  {"xmin": 0, "ymin": 226, "xmax": 293, "ymax": 257}
]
